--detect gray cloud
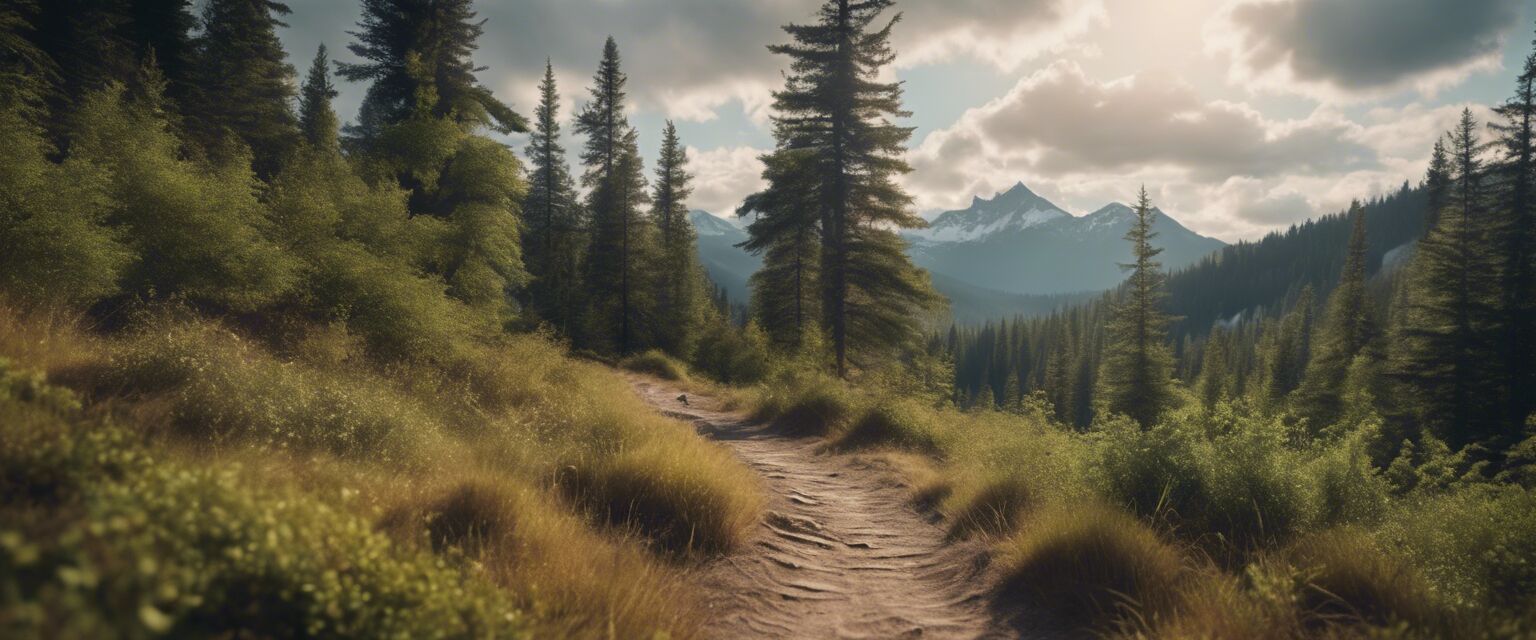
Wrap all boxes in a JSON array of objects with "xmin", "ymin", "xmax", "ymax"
[
  {"xmin": 280, "ymin": 0, "xmax": 1092, "ymax": 125},
  {"xmin": 1212, "ymin": 0, "xmax": 1521, "ymax": 97},
  {"xmin": 958, "ymin": 62, "xmax": 1374, "ymax": 178}
]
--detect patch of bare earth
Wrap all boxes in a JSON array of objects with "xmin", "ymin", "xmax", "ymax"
[{"xmin": 628, "ymin": 377, "xmax": 1046, "ymax": 639}]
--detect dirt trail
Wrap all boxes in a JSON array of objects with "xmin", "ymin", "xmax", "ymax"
[{"xmin": 629, "ymin": 377, "xmax": 1031, "ymax": 639}]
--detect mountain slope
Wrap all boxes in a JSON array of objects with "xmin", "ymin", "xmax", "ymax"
[
  {"xmin": 906, "ymin": 183, "xmax": 1226, "ymax": 295},
  {"xmin": 690, "ymin": 210, "xmax": 760, "ymax": 306}
]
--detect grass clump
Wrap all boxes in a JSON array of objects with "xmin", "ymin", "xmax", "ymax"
[
  {"xmin": 1281, "ymin": 530, "xmax": 1445, "ymax": 632},
  {"xmin": 995, "ymin": 504, "xmax": 1185, "ymax": 631},
  {"xmin": 619, "ymin": 349, "xmax": 690, "ymax": 381},
  {"xmin": 751, "ymin": 375, "xmax": 858, "ymax": 436},
  {"xmin": 946, "ymin": 475, "xmax": 1036, "ymax": 540},
  {"xmin": 834, "ymin": 399, "xmax": 946, "ymax": 455}
]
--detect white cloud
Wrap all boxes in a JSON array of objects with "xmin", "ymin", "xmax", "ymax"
[{"xmin": 684, "ymin": 146, "xmax": 769, "ymax": 216}]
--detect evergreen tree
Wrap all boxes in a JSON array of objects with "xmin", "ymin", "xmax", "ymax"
[
  {"xmin": 522, "ymin": 60, "xmax": 585, "ymax": 337},
  {"xmin": 1393, "ymin": 110, "xmax": 1506, "ymax": 450},
  {"xmin": 297, "ymin": 45, "xmax": 339, "ymax": 152},
  {"xmin": 1425, "ymin": 136, "xmax": 1451, "ymax": 231},
  {"xmin": 28, "ymin": 0, "xmax": 134, "ymax": 144},
  {"xmin": 757, "ymin": 0, "xmax": 940, "ymax": 376},
  {"xmin": 650, "ymin": 121, "xmax": 706, "ymax": 356},
  {"xmin": 1264, "ymin": 285, "xmax": 1315, "ymax": 406},
  {"xmin": 1491, "ymin": 36, "xmax": 1536, "ymax": 431},
  {"xmin": 1296, "ymin": 206, "xmax": 1373, "ymax": 428},
  {"xmin": 576, "ymin": 38, "xmax": 653, "ymax": 354},
  {"xmin": 338, "ymin": 0, "xmax": 526, "ymax": 138},
  {"xmin": 0, "ymin": 1, "xmax": 56, "ymax": 118},
  {"xmin": 125, "ymin": 0, "xmax": 198, "ymax": 115},
  {"xmin": 1099, "ymin": 186, "xmax": 1176, "ymax": 428},
  {"xmin": 741, "ymin": 148, "xmax": 822, "ymax": 351},
  {"xmin": 1198, "ymin": 328, "xmax": 1232, "ymax": 409},
  {"xmin": 189, "ymin": 0, "xmax": 299, "ymax": 177}
]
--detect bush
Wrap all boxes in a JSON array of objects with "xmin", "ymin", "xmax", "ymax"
[
  {"xmin": 0, "ymin": 366, "xmax": 524, "ymax": 639},
  {"xmin": 752, "ymin": 376, "xmax": 856, "ymax": 436},
  {"xmin": 619, "ymin": 349, "xmax": 689, "ymax": 382},
  {"xmin": 691, "ymin": 320, "xmax": 772, "ymax": 384},
  {"xmin": 995, "ymin": 504, "xmax": 1185, "ymax": 631},
  {"xmin": 1377, "ymin": 484, "xmax": 1536, "ymax": 615}
]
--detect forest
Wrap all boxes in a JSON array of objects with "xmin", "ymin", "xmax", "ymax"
[{"xmin": 1, "ymin": 0, "xmax": 1534, "ymax": 638}]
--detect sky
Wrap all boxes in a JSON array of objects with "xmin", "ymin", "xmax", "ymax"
[{"xmin": 275, "ymin": 0, "xmax": 1536, "ymax": 242}]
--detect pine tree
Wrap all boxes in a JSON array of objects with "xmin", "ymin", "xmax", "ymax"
[
  {"xmin": 1265, "ymin": 285, "xmax": 1315, "ymax": 406},
  {"xmin": 756, "ymin": 0, "xmax": 940, "ymax": 376},
  {"xmin": 297, "ymin": 45, "xmax": 339, "ymax": 152},
  {"xmin": 28, "ymin": 0, "xmax": 134, "ymax": 144},
  {"xmin": 1099, "ymin": 186, "xmax": 1176, "ymax": 428},
  {"xmin": 650, "ymin": 121, "xmax": 705, "ymax": 356},
  {"xmin": 0, "ymin": 1, "xmax": 56, "ymax": 118},
  {"xmin": 338, "ymin": 0, "xmax": 525, "ymax": 138},
  {"xmin": 125, "ymin": 0, "xmax": 198, "ymax": 114},
  {"xmin": 522, "ymin": 60, "xmax": 585, "ymax": 337},
  {"xmin": 741, "ymin": 148, "xmax": 822, "ymax": 351},
  {"xmin": 1490, "ymin": 35, "xmax": 1536, "ymax": 432},
  {"xmin": 1424, "ymin": 137, "xmax": 1451, "ymax": 232},
  {"xmin": 189, "ymin": 0, "xmax": 299, "ymax": 177},
  {"xmin": 1198, "ymin": 328, "xmax": 1231, "ymax": 409},
  {"xmin": 1393, "ymin": 110, "xmax": 1505, "ymax": 450},
  {"xmin": 1297, "ymin": 205, "xmax": 1373, "ymax": 428},
  {"xmin": 576, "ymin": 38, "xmax": 653, "ymax": 354}
]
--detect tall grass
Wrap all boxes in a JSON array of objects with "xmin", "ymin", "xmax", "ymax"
[{"xmin": 0, "ymin": 302, "xmax": 764, "ymax": 638}]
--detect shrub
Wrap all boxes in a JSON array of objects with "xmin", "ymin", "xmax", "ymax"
[
  {"xmin": 1377, "ymin": 484, "xmax": 1536, "ymax": 615},
  {"xmin": 427, "ymin": 482, "xmax": 517, "ymax": 553},
  {"xmin": 619, "ymin": 349, "xmax": 689, "ymax": 382},
  {"xmin": 753, "ymin": 377, "xmax": 856, "ymax": 436},
  {"xmin": 995, "ymin": 504, "xmax": 1185, "ymax": 631},
  {"xmin": 0, "ymin": 366, "xmax": 524, "ymax": 639},
  {"xmin": 691, "ymin": 319, "xmax": 772, "ymax": 384}
]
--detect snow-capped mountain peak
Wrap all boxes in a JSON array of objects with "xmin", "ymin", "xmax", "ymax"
[
  {"xmin": 911, "ymin": 182, "xmax": 1070, "ymax": 243},
  {"xmin": 689, "ymin": 209, "xmax": 744, "ymax": 238}
]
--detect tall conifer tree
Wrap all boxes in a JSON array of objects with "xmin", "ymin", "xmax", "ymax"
[
  {"xmin": 651, "ymin": 121, "xmax": 705, "ymax": 355},
  {"xmin": 297, "ymin": 45, "xmax": 338, "ymax": 152},
  {"xmin": 1393, "ymin": 110, "xmax": 1505, "ymax": 449},
  {"xmin": 338, "ymin": 0, "xmax": 525, "ymax": 138},
  {"xmin": 576, "ymin": 38, "xmax": 653, "ymax": 354},
  {"xmin": 1297, "ymin": 205, "xmax": 1372, "ymax": 428},
  {"xmin": 752, "ymin": 0, "xmax": 939, "ymax": 376},
  {"xmin": 1491, "ymin": 35, "xmax": 1536, "ymax": 431},
  {"xmin": 1099, "ymin": 187, "xmax": 1176, "ymax": 428},
  {"xmin": 523, "ymin": 60, "xmax": 585, "ymax": 336},
  {"xmin": 740, "ymin": 148, "xmax": 822, "ymax": 351},
  {"xmin": 189, "ymin": 0, "xmax": 299, "ymax": 177}
]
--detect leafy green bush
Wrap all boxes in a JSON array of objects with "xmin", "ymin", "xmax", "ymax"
[
  {"xmin": 0, "ymin": 108, "xmax": 130, "ymax": 307},
  {"xmin": 691, "ymin": 320, "xmax": 772, "ymax": 384},
  {"xmin": 619, "ymin": 349, "xmax": 689, "ymax": 382},
  {"xmin": 0, "ymin": 363, "xmax": 524, "ymax": 639},
  {"xmin": 1378, "ymin": 484, "xmax": 1536, "ymax": 615},
  {"xmin": 71, "ymin": 84, "xmax": 299, "ymax": 312}
]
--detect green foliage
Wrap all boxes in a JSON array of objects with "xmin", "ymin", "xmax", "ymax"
[
  {"xmin": 435, "ymin": 136, "xmax": 530, "ymax": 321},
  {"xmin": 296, "ymin": 44, "xmax": 339, "ymax": 152},
  {"xmin": 101, "ymin": 321, "xmax": 442, "ymax": 465},
  {"xmin": 0, "ymin": 106, "xmax": 129, "ymax": 307},
  {"xmin": 691, "ymin": 319, "xmax": 773, "ymax": 385},
  {"xmin": 338, "ymin": 0, "xmax": 524, "ymax": 137},
  {"xmin": 70, "ymin": 84, "xmax": 299, "ymax": 312},
  {"xmin": 0, "ymin": 361, "xmax": 524, "ymax": 639},
  {"xmin": 1377, "ymin": 484, "xmax": 1536, "ymax": 614},
  {"xmin": 741, "ymin": 148, "xmax": 822, "ymax": 351},
  {"xmin": 650, "ymin": 121, "xmax": 706, "ymax": 357},
  {"xmin": 835, "ymin": 400, "xmax": 945, "ymax": 456}
]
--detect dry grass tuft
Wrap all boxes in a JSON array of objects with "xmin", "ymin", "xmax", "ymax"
[{"xmin": 996, "ymin": 504, "xmax": 1186, "ymax": 632}]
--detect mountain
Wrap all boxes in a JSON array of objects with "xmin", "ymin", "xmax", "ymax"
[
  {"xmin": 689, "ymin": 210, "xmax": 760, "ymax": 306},
  {"xmin": 905, "ymin": 182, "xmax": 1227, "ymax": 295}
]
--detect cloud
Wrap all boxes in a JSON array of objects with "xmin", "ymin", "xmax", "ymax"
[
  {"xmin": 684, "ymin": 146, "xmax": 768, "ymax": 216},
  {"xmin": 901, "ymin": 62, "xmax": 1499, "ymax": 241},
  {"xmin": 905, "ymin": 61, "xmax": 1374, "ymax": 211},
  {"xmin": 282, "ymin": 0, "xmax": 1101, "ymax": 126},
  {"xmin": 1206, "ymin": 0, "xmax": 1522, "ymax": 100}
]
